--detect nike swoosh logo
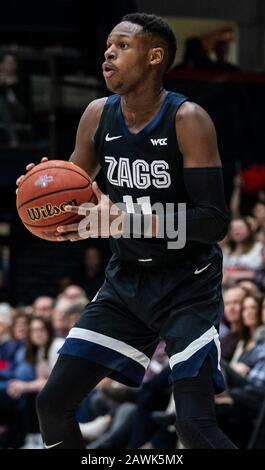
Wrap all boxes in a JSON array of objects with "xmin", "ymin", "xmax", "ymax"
[
  {"xmin": 194, "ymin": 263, "xmax": 212, "ymax": 275},
  {"xmin": 105, "ymin": 133, "xmax": 122, "ymax": 141},
  {"xmin": 44, "ymin": 441, "xmax": 63, "ymax": 449}
]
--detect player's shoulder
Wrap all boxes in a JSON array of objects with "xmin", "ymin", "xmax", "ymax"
[
  {"xmin": 84, "ymin": 97, "xmax": 108, "ymax": 117},
  {"xmin": 176, "ymin": 101, "xmax": 211, "ymax": 123},
  {"xmin": 79, "ymin": 97, "xmax": 108, "ymax": 135},
  {"xmin": 176, "ymin": 101, "xmax": 216, "ymax": 141}
]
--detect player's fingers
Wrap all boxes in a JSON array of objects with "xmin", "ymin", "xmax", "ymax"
[
  {"xmin": 64, "ymin": 205, "xmax": 79, "ymax": 213},
  {"xmin": 56, "ymin": 223, "xmax": 79, "ymax": 233},
  {"xmin": 26, "ymin": 163, "xmax": 35, "ymax": 171},
  {"xmin": 56, "ymin": 232, "xmax": 83, "ymax": 242},
  {"xmin": 92, "ymin": 181, "xmax": 102, "ymax": 201},
  {"xmin": 16, "ymin": 175, "xmax": 25, "ymax": 186},
  {"xmin": 64, "ymin": 205, "xmax": 89, "ymax": 216},
  {"xmin": 26, "ymin": 157, "xmax": 48, "ymax": 172}
]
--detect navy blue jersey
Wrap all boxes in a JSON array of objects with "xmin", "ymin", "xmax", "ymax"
[{"xmin": 94, "ymin": 91, "xmax": 202, "ymax": 262}]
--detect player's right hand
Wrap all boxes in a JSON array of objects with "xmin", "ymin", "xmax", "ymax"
[{"xmin": 15, "ymin": 157, "xmax": 48, "ymax": 194}]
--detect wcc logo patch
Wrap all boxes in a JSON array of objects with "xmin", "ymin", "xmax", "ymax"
[{"xmin": 150, "ymin": 138, "xmax": 168, "ymax": 146}]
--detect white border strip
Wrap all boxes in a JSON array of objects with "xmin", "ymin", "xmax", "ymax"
[
  {"xmin": 67, "ymin": 327, "xmax": 150, "ymax": 369},
  {"xmin": 169, "ymin": 326, "xmax": 220, "ymax": 370}
]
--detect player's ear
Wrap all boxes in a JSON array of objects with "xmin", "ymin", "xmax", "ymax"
[{"xmin": 149, "ymin": 47, "xmax": 164, "ymax": 67}]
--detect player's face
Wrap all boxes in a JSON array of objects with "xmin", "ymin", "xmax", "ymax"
[{"xmin": 102, "ymin": 22, "xmax": 151, "ymax": 94}]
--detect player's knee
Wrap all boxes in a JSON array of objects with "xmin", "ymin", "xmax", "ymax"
[{"xmin": 36, "ymin": 386, "xmax": 61, "ymax": 420}]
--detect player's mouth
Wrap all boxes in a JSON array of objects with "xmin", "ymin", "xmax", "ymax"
[{"xmin": 102, "ymin": 62, "xmax": 117, "ymax": 79}]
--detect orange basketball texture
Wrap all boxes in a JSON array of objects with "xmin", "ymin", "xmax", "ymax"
[{"xmin": 16, "ymin": 160, "xmax": 96, "ymax": 241}]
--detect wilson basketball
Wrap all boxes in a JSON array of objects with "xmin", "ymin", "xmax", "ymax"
[{"xmin": 16, "ymin": 160, "xmax": 96, "ymax": 241}]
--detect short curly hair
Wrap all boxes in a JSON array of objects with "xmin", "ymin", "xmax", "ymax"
[{"xmin": 122, "ymin": 12, "xmax": 177, "ymax": 71}]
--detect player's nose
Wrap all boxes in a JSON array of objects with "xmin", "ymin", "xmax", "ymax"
[{"xmin": 104, "ymin": 47, "xmax": 116, "ymax": 61}]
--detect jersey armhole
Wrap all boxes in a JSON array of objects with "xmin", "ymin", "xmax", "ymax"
[{"xmin": 93, "ymin": 95, "xmax": 119, "ymax": 144}]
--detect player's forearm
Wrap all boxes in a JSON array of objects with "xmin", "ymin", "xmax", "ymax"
[
  {"xmin": 123, "ymin": 167, "xmax": 229, "ymax": 243},
  {"xmin": 69, "ymin": 152, "xmax": 101, "ymax": 180}
]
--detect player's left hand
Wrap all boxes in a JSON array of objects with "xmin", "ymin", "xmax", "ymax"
[{"xmin": 56, "ymin": 181, "xmax": 124, "ymax": 241}]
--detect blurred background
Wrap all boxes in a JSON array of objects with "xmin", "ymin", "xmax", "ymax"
[{"xmin": 0, "ymin": 0, "xmax": 265, "ymax": 450}]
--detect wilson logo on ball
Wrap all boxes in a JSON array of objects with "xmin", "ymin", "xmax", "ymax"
[{"xmin": 26, "ymin": 199, "xmax": 78, "ymax": 221}]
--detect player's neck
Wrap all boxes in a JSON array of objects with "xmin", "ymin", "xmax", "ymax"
[{"xmin": 120, "ymin": 84, "xmax": 166, "ymax": 130}]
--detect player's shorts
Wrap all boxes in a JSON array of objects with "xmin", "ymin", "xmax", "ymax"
[{"xmin": 59, "ymin": 244, "xmax": 225, "ymax": 393}]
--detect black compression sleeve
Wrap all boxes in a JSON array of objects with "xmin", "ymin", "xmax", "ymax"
[
  {"xmin": 122, "ymin": 168, "xmax": 229, "ymax": 244},
  {"xmin": 183, "ymin": 167, "xmax": 229, "ymax": 242},
  {"xmin": 163, "ymin": 167, "xmax": 229, "ymax": 243}
]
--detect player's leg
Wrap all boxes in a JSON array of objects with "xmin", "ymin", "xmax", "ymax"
[
  {"xmin": 36, "ymin": 354, "xmax": 112, "ymax": 449},
  {"xmin": 157, "ymin": 245, "xmax": 237, "ymax": 448},
  {"xmin": 37, "ymin": 255, "xmax": 158, "ymax": 449},
  {"xmin": 173, "ymin": 358, "xmax": 237, "ymax": 449}
]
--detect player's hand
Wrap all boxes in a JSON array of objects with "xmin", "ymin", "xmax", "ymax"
[
  {"xmin": 15, "ymin": 156, "xmax": 48, "ymax": 194},
  {"xmin": 56, "ymin": 181, "xmax": 125, "ymax": 241}
]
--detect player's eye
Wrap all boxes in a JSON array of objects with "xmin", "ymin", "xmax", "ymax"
[
  {"xmin": 106, "ymin": 43, "xmax": 111, "ymax": 49},
  {"xmin": 119, "ymin": 43, "xmax": 129, "ymax": 49}
]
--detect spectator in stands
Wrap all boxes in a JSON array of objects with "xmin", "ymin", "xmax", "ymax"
[
  {"xmin": 63, "ymin": 302, "xmax": 87, "ymax": 331},
  {"xmin": 6, "ymin": 317, "xmax": 56, "ymax": 399},
  {"xmin": 222, "ymin": 218, "xmax": 263, "ymax": 286},
  {"xmin": 0, "ymin": 313, "xmax": 30, "ymax": 368},
  {"xmin": 76, "ymin": 246, "xmax": 105, "ymax": 300},
  {"xmin": 175, "ymin": 36, "xmax": 214, "ymax": 70},
  {"xmin": 217, "ymin": 339, "xmax": 265, "ymax": 448},
  {"xmin": 0, "ymin": 303, "xmax": 12, "ymax": 347},
  {"xmin": 213, "ymin": 41, "xmax": 239, "ymax": 72},
  {"xmin": 51, "ymin": 297, "xmax": 73, "ymax": 337},
  {"xmin": 223, "ymin": 243, "xmax": 265, "ymax": 292},
  {"xmin": 0, "ymin": 53, "xmax": 31, "ymax": 146},
  {"xmin": 252, "ymin": 202, "xmax": 265, "ymax": 242},
  {"xmin": 0, "ymin": 317, "xmax": 56, "ymax": 447},
  {"xmin": 220, "ymin": 287, "xmax": 246, "ymax": 361},
  {"xmin": 230, "ymin": 294, "xmax": 263, "ymax": 366},
  {"xmin": 32, "ymin": 296, "xmax": 54, "ymax": 321},
  {"xmin": 61, "ymin": 284, "xmax": 87, "ymax": 303}
]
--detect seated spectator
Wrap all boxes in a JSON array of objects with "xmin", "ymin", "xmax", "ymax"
[
  {"xmin": 174, "ymin": 36, "xmax": 214, "ymax": 70},
  {"xmin": 51, "ymin": 298, "xmax": 74, "ymax": 338},
  {"xmin": 63, "ymin": 302, "xmax": 87, "ymax": 331},
  {"xmin": 222, "ymin": 218, "xmax": 263, "ymax": 286},
  {"xmin": 75, "ymin": 246, "xmax": 105, "ymax": 300},
  {"xmin": 61, "ymin": 284, "xmax": 87, "ymax": 303},
  {"xmin": 6, "ymin": 317, "xmax": 57, "ymax": 398},
  {"xmin": 220, "ymin": 287, "xmax": 246, "ymax": 361},
  {"xmin": 32, "ymin": 296, "xmax": 54, "ymax": 321},
  {"xmin": 230, "ymin": 294, "xmax": 263, "ymax": 367},
  {"xmin": 252, "ymin": 202, "xmax": 265, "ymax": 243},
  {"xmin": 0, "ymin": 317, "xmax": 58, "ymax": 448},
  {"xmin": 213, "ymin": 40, "xmax": 239, "ymax": 72},
  {"xmin": 0, "ymin": 313, "xmax": 30, "ymax": 371},
  {"xmin": 0, "ymin": 53, "xmax": 31, "ymax": 146},
  {"xmin": 217, "ymin": 340, "xmax": 265, "ymax": 448},
  {"xmin": 0, "ymin": 303, "xmax": 12, "ymax": 348}
]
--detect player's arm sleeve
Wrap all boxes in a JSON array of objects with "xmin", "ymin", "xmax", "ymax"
[
  {"xmin": 168, "ymin": 166, "xmax": 230, "ymax": 243},
  {"xmin": 167, "ymin": 102, "xmax": 230, "ymax": 243},
  {"xmin": 123, "ymin": 167, "xmax": 229, "ymax": 243}
]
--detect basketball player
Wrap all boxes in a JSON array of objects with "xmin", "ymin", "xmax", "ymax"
[{"xmin": 17, "ymin": 13, "xmax": 236, "ymax": 448}]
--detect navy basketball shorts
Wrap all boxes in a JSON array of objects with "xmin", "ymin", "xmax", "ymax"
[{"xmin": 59, "ymin": 245, "xmax": 225, "ymax": 393}]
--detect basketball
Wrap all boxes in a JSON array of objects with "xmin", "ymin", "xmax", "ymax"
[{"xmin": 16, "ymin": 160, "xmax": 96, "ymax": 241}]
